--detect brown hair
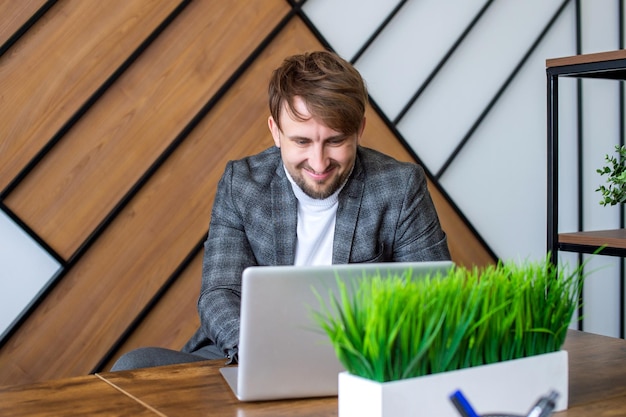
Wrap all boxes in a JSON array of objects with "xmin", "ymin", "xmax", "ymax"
[{"xmin": 268, "ymin": 50, "xmax": 368, "ymax": 135}]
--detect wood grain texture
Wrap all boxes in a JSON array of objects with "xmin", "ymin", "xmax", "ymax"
[
  {"xmin": 0, "ymin": 0, "xmax": 184, "ymax": 193},
  {"xmin": 101, "ymin": 253, "xmax": 203, "ymax": 372},
  {"xmin": 2, "ymin": 330, "xmax": 626, "ymax": 417},
  {"xmin": 546, "ymin": 49, "xmax": 626, "ymax": 68},
  {"xmin": 99, "ymin": 361, "xmax": 338, "ymax": 417},
  {"xmin": 89, "ymin": 330, "xmax": 625, "ymax": 417},
  {"xmin": 0, "ymin": 374, "xmax": 157, "ymax": 416},
  {"xmin": 562, "ymin": 330, "xmax": 626, "ymax": 407},
  {"xmin": 559, "ymin": 229, "xmax": 626, "ymax": 249},
  {"xmin": 0, "ymin": 0, "xmax": 290, "ymax": 386},
  {"xmin": 98, "ymin": 18, "xmax": 331, "ymax": 373},
  {"xmin": 5, "ymin": 0, "xmax": 287, "ymax": 259},
  {"xmin": 0, "ymin": 0, "xmax": 47, "ymax": 47}
]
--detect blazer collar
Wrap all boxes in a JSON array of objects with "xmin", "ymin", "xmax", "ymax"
[
  {"xmin": 332, "ymin": 151, "xmax": 364, "ymax": 264},
  {"xmin": 271, "ymin": 162, "xmax": 298, "ymax": 265}
]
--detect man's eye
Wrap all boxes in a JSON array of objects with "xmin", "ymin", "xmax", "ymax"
[{"xmin": 329, "ymin": 138, "xmax": 346, "ymax": 145}]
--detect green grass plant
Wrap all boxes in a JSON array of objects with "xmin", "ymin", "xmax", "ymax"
[{"xmin": 311, "ymin": 257, "xmax": 583, "ymax": 383}]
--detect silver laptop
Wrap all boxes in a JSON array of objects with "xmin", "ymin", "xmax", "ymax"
[{"xmin": 219, "ymin": 260, "xmax": 454, "ymax": 401}]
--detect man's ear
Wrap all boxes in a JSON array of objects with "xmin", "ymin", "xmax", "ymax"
[{"xmin": 268, "ymin": 116, "xmax": 281, "ymax": 148}]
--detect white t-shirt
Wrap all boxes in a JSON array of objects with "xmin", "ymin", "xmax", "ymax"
[{"xmin": 284, "ymin": 167, "xmax": 347, "ymax": 266}]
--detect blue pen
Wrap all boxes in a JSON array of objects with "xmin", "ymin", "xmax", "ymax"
[{"xmin": 449, "ymin": 389, "xmax": 481, "ymax": 417}]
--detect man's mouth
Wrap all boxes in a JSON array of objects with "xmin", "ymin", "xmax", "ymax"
[{"xmin": 304, "ymin": 166, "xmax": 335, "ymax": 182}]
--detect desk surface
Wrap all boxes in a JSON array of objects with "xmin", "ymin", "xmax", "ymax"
[{"xmin": 1, "ymin": 330, "xmax": 626, "ymax": 416}]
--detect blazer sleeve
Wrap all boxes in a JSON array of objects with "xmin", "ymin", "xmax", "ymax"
[
  {"xmin": 393, "ymin": 163, "xmax": 451, "ymax": 262},
  {"xmin": 196, "ymin": 161, "xmax": 257, "ymax": 357}
]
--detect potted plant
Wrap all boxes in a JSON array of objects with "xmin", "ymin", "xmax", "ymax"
[
  {"xmin": 312, "ymin": 257, "xmax": 583, "ymax": 417},
  {"xmin": 597, "ymin": 144, "xmax": 626, "ymax": 206}
]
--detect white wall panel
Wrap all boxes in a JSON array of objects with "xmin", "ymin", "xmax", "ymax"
[
  {"xmin": 557, "ymin": 75, "xmax": 581, "ymax": 236},
  {"xmin": 397, "ymin": 0, "xmax": 569, "ymax": 174},
  {"xmin": 354, "ymin": 0, "xmax": 486, "ymax": 119},
  {"xmin": 302, "ymin": 0, "xmax": 399, "ymax": 59},
  {"xmin": 0, "ymin": 209, "xmax": 60, "ymax": 337},
  {"xmin": 303, "ymin": 0, "xmax": 624, "ymax": 338},
  {"xmin": 441, "ymin": 12, "xmax": 574, "ymax": 262}
]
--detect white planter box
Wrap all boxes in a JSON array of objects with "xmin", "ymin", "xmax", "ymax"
[{"xmin": 338, "ymin": 350, "xmax": 568, "ymax": 417}]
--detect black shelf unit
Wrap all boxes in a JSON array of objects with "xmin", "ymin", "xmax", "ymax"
[{"xmin": 547, "ymin": 50, "xmax": 626, "ymax": 266}]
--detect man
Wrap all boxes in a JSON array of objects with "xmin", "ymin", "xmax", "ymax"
[{"xmin": 111, "ymin": 50, "xmax": 450, "ymax": 371}]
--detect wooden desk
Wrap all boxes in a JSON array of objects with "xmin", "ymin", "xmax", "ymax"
[
  {"xmin": 97, "ymin": 358, "xmax": 337, "ymax": 417},
  {"xmin": 2, "ymin": 330, "xmax": 626, "ymax": 416},
  {"xmin": 0, "ymin": 374, "xmax": 158, "ymax": 416}
]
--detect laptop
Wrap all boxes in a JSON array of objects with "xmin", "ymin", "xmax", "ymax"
[{"xmin": 219, "ymin": 260, "xmax": 454, "ymax": 401}]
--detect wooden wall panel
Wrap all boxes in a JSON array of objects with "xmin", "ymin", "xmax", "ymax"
[
  {"xmin": 0, "ymin": 1, "xmax": 291, "ymax": 386},
  {"xmin": 0, "ymin": 0, "xmax": 47, "ymax": 47},
  {"xmin": 0, "ymin": 0, "xmax": 183, "ymax": 193},
  {"xmin": 0, "ymin": 1, "xmax": 495, "ymax": 387},
  {"xmin": 100, "ymin": 19, "xmax": 336, "ymax": 372},
  {"xmin": 101, "ymin": 252, "xmax": 203, "ymax": 372},
  {"xmin": 5, "ymin": 0, "xmax": 288, "ymax": 259}
]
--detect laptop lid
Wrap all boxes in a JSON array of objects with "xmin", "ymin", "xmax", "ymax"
[{"xmin": 220, "ymin": 260, "xmax": 454, "ymax": 401}]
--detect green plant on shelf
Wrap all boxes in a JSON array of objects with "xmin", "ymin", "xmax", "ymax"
[
  {"xmin": 311, "ymin": 257, "xmax": 585, "ymax": 383},
  {"xmin": 597, "ymin": 144, "xmax": 626, "ymax": 206}
]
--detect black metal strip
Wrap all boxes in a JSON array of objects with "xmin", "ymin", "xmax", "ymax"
[
  {"xmin": 0, "ymin": 0, "xmax": 192, "ymax": 200},
  {"xmin": 85, "ymin": 9, "xmax": 298, "ymax": 371},
  {"xmin": 559, "ymin": 243, "xmax": 626, "ymax": 258},
  {"xmin": 90, "ymin": 237, "xmax": 205, "ymax": 373},
  {"xmin": 394, "ymin": 0, "xmax": 495, "ymax": 125},
  {"xmin": 0, "ymin": 0, "xmax": 57, "ymax": 58},
  {"xmin": 350, "ymin": 0, "xmax": 409, "ymax": 64},
  {"xmin": 617, "ymin": 0, "xmax": 626, "ymax": 339},
  {"xmin": 575, "ymin": 0, "xmax": 584, "ymax": 332},
  {"xmin": 0, "ymin": 266, "xmax": 64, "ymax": 344},
  {"xmin": 436, "ymin": 0, "xmax": 573, "ymax": 180},
  {"xmin": 0, "ymin": 0, "xmax": 193, "ymax": 350},
  {"xmin": 0, "ymin": 202, "xmax": 65, "ymax": 265},
  {"xmin": 547, "ymin": 72, "xmax": 559, "ymax": 267}
]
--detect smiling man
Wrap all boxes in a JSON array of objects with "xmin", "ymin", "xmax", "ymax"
[{"xmin": 111, "ymin": 50, "xmax": 450, "ymax": 371}]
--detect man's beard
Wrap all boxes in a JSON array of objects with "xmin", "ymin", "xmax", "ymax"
[{"xmin": 292, "ymin": 164, "xmax": 349, "ymax": 199}]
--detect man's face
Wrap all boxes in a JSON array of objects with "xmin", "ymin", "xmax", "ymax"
[{"xmin": 268, "ymin": 97, "xmax": 364, "ymax": 199}]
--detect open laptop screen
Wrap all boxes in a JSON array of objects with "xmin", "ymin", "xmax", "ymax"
[{"xmin": 220, "ymin": 260, "xmax": 454, "ymax": 401}]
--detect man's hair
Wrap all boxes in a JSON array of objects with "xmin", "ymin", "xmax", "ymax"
[{"xmin": 268, "ymin": 50, "xmax": 368, "ymax": 135}]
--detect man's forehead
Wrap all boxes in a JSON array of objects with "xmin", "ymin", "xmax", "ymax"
[{"xmin": 282, "ymin": 96, "xmax": 312, "ymax": 119}]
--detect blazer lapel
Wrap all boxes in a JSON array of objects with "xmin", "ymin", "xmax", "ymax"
[
  {"xmin": 333, "ymin": 157, "xmax": 365, "ymax": 264},
  {"xmin": 271, "ymin": 164, "xmax": 298, "ymax": 265}
]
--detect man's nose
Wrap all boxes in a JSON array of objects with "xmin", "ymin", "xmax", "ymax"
[{"xmin": 308, "ymin": 144, "xmax": 329, "ymax": 173}]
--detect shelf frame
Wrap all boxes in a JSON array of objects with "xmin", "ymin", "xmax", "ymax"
[{"xmin": 546, "ymin": 50, "xmax": 626, "ymax": 266}]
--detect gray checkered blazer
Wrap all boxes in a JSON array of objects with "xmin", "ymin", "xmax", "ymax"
[{"xmin": 183, "ymin": 145, "xmax": 450, "ymax": 358}]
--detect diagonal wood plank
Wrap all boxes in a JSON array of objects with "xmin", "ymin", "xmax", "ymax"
[
  {"xmin": 6, "ymin": 0, "xmax": 288, "ymax": 259},
  {"xmin": 0, "ymin": 0, "xmax": 48, "ymax": 48},
  {"xmin": 100, "ymin": 252, "xmax": 203, "ymax": 372},
  {"xmin": 0, "ymin": 0, "xmax": 185, "ymax": 194}
]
